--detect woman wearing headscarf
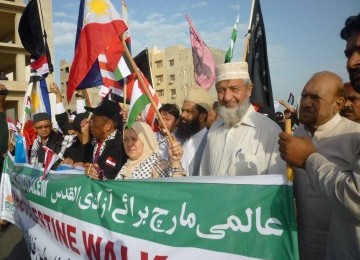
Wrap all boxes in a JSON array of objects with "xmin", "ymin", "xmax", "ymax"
[
  {"xmin": 117, "ymin": 121, "xmax": 186, "ymax": 179},
  {"xmin": 86, "ymin": 121, "xmax": 186, "ymax": 180}
]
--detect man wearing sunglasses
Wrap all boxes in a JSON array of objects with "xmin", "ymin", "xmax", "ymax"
[{"xmin": 30, "ymin": 112, "xmax": 63, "ymax": 167}]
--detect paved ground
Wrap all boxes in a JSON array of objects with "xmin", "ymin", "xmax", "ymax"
[{"xmin": 0, "ymin": 223, "xmax": 30, "ymax": 260}]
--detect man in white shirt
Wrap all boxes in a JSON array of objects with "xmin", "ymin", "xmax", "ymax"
[
  {"xmin": 178, "ymin": 86, "xmax": 213, "ymax": 176},
  {"xmin": 199, "ymin": 61, "xmax": 285, "ymax": 176},
  {"xmin": 292, "ymin": 71, "xmax": 360, "ymax": 259}
]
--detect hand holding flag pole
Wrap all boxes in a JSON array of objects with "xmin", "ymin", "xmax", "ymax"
[
  {"xmin": 120, "ymin": 35, "xmax": 174, "ymax": 143},
  {"xmin": 285, "ymin": 119, "xmax": 294, "ymax": 181}
]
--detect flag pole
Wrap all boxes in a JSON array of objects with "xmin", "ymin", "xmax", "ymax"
[
  {"xmin": 122, "ymin": 79, "xmax": 127, "ymax": 130},
  {"xmin": 120, "ymin": 36, "xmax": 173, "ymax": 141},
  {"xmin": 243, "ymin": 0, "xmax": 255, "ymax": 61},
  {"xmin": 285, "ymin": 119, "xmax": 294, "ymax": 181}
]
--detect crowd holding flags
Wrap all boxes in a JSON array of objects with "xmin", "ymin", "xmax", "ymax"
[
  {"xmin": 0, "ymin": 0, "xmax": 300, "ymax": 258},
  {"xmin": 12, "ymin": 0, "xmax": 277, "ymax": 143}
]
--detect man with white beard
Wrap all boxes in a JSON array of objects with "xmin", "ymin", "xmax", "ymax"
[{"xmin": 199, "ymin": 62, "xmax": 285, "ymax": 176}]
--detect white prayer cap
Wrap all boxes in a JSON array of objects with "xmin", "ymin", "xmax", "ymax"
[
  {"xmin": 215, "ymin": 62, "xmax": 250, "ymax": 83},
  {"xmin": 184, "ymin": 86, "xmax": 213, "ymax": 112}
]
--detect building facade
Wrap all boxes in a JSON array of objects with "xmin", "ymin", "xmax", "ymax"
[{"xmin": 0, "ymin": 0, "xmax": 53, "ymax": 120}]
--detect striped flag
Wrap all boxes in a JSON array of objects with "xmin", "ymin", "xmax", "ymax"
[
  {"xmin": 104, "ymin": 39, "xmax": 133, "ymax": 81},
  {"xmin": 287, "ymin": 92, "xmax": 295, "ymax": 106},
  {"xmin": 29, "ymin": 73, "xmax": 51, "ymax": 117},
  {"xmin": 30, "ymin": 54, "xmax": 50, "ymax": 78},
  {"xmin": 7, "ymin": 117, "xmax": 18, "ymax": 132},
  {"xmin": 41, "ymin": 146, "xmax": 60, "ymax": 180},
  {"xmin": 25, "ymin": 96, "xmax": 31, "ymax": 118},
  {"xmin": 126, "ymin": 73, "xmax": 161, "ymax": 130},
  {"xmin": 98, "ymin": 38, "xmax": 133, "ymax": 98},
  {"xmin": 225, "ymin": 14, "xmax": 239, "ymax": 63}
]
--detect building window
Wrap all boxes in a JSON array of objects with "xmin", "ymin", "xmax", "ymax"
[
  {"xmin": 171, "ymin": 89, "xmax": 176, "ymax": 99},
  {"xmin": 155, "ymin": 75, "xmax": 163, "ymax": 84},
  {"xmin": 169, "ymin": 74, "xmax": 175, "ymax": 82},
  {"xmin": 155, "ymin": 60, "xmax": 163, "ymax": 68},
  {"xmin": 156, "ymin": 89, "xmax": 164, "ymax": 97},
  {"xmin": 65, "ymin": 67, "xmax": 70, "ymax": 73},
  {"xmin": 169, "ymin": 59, "xmax": 175, "ymax": 66}
]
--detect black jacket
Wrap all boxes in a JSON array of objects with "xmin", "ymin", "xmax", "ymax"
[
  {"xmin": 31, "ymin": 131, "xmax": 64, "ymax": 164},
  {"xmin": 85, "ymin": 131, "xmax": 127, "ymax": 180},
  {"xmin": 63, "ymin": 137, "xmax": 87, "ymax": 163}
]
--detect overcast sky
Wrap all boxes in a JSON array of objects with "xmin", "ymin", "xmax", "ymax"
[{"xmin": 51, "ymin": 0, "xmax": 359, "ymax": 104}]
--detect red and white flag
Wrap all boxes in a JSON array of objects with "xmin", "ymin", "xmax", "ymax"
[
  {"xmin": 186, "ymin": 15, "xmax": 216, "ymax": 91},
  {"xmin": 67, "ymin": 0, "xmax": 128, "ymax": 102},
  {"xmin": 7, "ymin": 117, "xmax": 18, "ymax": 132},
  {"xmin": 31, "ymin": 54, "xmax": 49, "ymax": 78},
  {"xmin": 41, "ymin": 146, "xmax": 60, "ymax": 180}
]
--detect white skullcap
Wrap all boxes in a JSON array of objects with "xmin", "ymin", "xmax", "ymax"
[
  {"xmin": 184, "ymin": 86, "xmax": 213, "ymax": 112},
  {"xmin": 215, "ymin": 62, "xmax": 250, "ymax": 83}
]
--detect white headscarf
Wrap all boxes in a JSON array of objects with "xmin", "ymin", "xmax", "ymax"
[{"xmin": 121, "ymin": 122, "xmax": 158, "ymax": 177}]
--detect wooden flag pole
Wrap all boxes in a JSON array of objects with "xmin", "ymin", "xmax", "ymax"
[
  {"xmin": 120, "ymin": 36, "xmax": 173, "ymax": 142},
  {"xmin": 285, "ymin": 118, "xmax": 294, "ymax": 181}
]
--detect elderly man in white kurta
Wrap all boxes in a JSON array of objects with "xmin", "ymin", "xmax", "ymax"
[{"xmin": 199, "ymin": 62, "xmax": 285, "ymax": 176}]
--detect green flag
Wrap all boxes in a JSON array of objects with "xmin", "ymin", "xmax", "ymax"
[{"xmin": 225, "ymin": 14, "xmax": 239, "ymax": 63}]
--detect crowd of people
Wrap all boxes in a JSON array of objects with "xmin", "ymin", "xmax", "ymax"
[{"xmin": 0, "ymin": 13, "xmax": 359, "ymax": 260}]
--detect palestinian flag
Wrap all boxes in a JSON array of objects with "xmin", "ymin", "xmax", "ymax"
[{"xmin": 126, "ymin": 73, "xmax": 160, "ymax": 130}]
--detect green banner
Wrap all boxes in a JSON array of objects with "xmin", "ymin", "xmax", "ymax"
[{"xmin": 5, "ymin": 159, "xmax": 299, "ymax": 259}]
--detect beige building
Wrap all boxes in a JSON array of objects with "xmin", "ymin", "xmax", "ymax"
[{"xmin": 0, "ymin": 0, "xmax": 53, "ymax": 120}]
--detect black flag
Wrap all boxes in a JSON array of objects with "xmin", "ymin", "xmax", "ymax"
[
  {"xmin": 246, "ymin": 0, "xmax": 274, "ymax": 119},
  {"xmin": 134, "ymin": 48, "xmax": 153, "ymax": 86},
  {"xmin": 18, "ymin": 0, "xmax": 53, "ymax": 76}
]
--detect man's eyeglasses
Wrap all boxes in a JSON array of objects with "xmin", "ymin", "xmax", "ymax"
[{"xmin": 34, "ymin": 124, "xmax": 51, "ymax": 130}]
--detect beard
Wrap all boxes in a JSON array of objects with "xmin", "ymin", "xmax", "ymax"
[
  {"xmin": 177, "ymin": 116, "xmax": 201, "ymax": 141},
  {"xmin": 218, "ymin": 101, "xmax": 250, "ymax": 128},
  {"xmin": 349, "ymin": 67, "xmax": 360, "ymax": 93}
]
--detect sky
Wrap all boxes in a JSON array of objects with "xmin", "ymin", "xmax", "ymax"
[{"xmin": 51, "ymin": 0, "xmax": 359, "ymax": 105}]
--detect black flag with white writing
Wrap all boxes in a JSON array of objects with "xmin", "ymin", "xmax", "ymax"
[{"xmin": 246, "ymin": 0, "xmax": 275, "ymax": 120}]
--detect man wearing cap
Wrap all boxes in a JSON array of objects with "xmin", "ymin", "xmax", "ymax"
[
  {"xmin": 199, "ymin": 62, "xmax": 285, "ymax": 176},
  {"xmin": 178, "ymin": 86, "xmax": 213, "ymax": 176},
  {"xmin": 30, "ymin": 112, "xmax": 64, "ymax": 166},
  {"xmin": 83, "ymin": 98, "xmax": 127, "ymax": 180}
]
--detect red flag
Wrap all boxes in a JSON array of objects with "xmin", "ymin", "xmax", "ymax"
[
  {"xmin": 186, "ymin": 15, "xmax": 216, "ymax": 91},
  {"xmin": 31, "ymin": 54, "xmax": 49, "ymax": 77},
  {"xmin": 41, "ymin": 146, "xmax": 60, "ymax": 180},
  {"xmin": 66, "ymin": 0, "xmax": 128, "ymax": 102}
]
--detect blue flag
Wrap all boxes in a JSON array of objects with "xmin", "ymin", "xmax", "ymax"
[{"xmin": 15, "ymin": 133, "xmax": 28, "ymax": 163}]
